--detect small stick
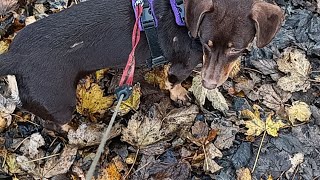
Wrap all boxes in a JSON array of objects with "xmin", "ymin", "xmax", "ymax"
[
  {"xmin": 23, "ymin": 153, "xmax": 60, "ymax": 163},
  {"xmin": 251, "ymin": 130, "xmax": 267, "ymax": 173},
  {"xmin": 124, "ymin": 148, "xmax": 140, "ymax": 179}
]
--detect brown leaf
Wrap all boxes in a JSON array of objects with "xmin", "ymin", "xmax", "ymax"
[
  {"xmin": 251, "ymin": 59, "xmax": 280, "ymax": 80},
  {"xmin": 203, "ymin": 143, "xmax": 223, "ymax": 174},
  {"xmin": 43, "ymin": 146, "xmax": 78, "ymax": 178},
  {"xmin": 191, "ymin": 121, "xmax": 209, "ymax": 145},
  {"xmin": 236, "ymin": 168, "xmax": 252, "ymax": 180},
  {"xmin": 211, "ymin": 118, "xmax": 239, "ymax": 150}
]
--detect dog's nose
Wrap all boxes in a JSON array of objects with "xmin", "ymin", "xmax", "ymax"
[{"xmin": 202, "ymin": 79, "xmax": 217, "ymax": 90}]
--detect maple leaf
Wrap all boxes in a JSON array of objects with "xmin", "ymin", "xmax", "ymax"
[
  {"xmin": 116, "ymin": 83, "xmax": 142, "ymax": 116},
  {"xmin": 0, "ymin": 40, "xmax": 10, "ymax": 54},
  {"xmin": 144, "ymin": 65, "xmax": 170, "ymax": 90},
  {"xmin": 121, "ymin": 103, "xmax": 198, "ymax": 150},
  {"xmin": 76, "ymin": 76, "xmax": 114, "ymax": 120},
  {"xmin": 241, "ymin": 105, "xmax": 286, "ymax": 137},
  {"xmin": 286, "ymin": 101, "xmax": 311, "ymax": 124},
  {"xmin": 276, "ymin": 48, "xmax": 311, "ymax": 92},
  {"xmin": 189, "ymin": 75, "xmax": 228, "ymax": 112},
  {"xmin": 98, "ymin": 162, "xmax": 121, "ymax": 180}
]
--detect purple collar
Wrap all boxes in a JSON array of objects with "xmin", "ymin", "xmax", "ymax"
[{"xmin": 132, "ymin": 0, "xmax": 186, "ymax": 31}]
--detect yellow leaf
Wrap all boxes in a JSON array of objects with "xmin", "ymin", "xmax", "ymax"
[
  {"xmin": 76, "ymin": 77, "xmax": 114, "ymax": 119},
  {"xmin": 242, "ymin": 109, "xmax": 265, "ymax": 137},
  {"xmin": 266, "ymin": 113, "xmax": 285, "ymax": 137},
  {"xmin": 242, "ymin": 105, "xmax": 285, "ymax": 137},
  {"xmin": 267, "ymin": 175, "xmax": 273, "ymax": 180},
  {"xmin": 229, "ymin": 58, "xmax": 241, "ymax": 79},
  {"xmin": 144, "ymin": 65, "xmax": 170, "ymax": 90},
  {"xmin": 286, "ymin": 101, "xmax": 311, "ymax": 124},
  {"xmin": 98, "ymin": 163, "xmax": 121, "ymax": 180},
  {"xmin": 117, "ymin": 83, "xmax": 141, "ymax": 116},
  {"xmin": 236, "ymin": 168, "xmax": 252, "ymax": 180},
  {"xmin": 95, "ymin": 68, "xmax": 108, "ymax": 81},
  {"xmin": 0, "ymin": 40, "xmax": 10, "ymax": 54},
  {"xmin": 6, "ymin": 154, "xmax": 21, "ymax": 174}
]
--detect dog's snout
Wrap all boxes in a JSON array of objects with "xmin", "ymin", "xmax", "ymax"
[{"xmin": 202, "ymin": 79, "xmax": 217, "ymax": 90}]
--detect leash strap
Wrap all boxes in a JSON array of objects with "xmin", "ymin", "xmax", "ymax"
[
  {"xmin": 170, "ymin": 0, "xmax": 186, "ymax": 26},
  {"xmin": 119, "ymin": 4, "xmax": 143, "ymax": 87}
]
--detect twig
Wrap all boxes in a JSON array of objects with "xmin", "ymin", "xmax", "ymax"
[
  {"xmin": 2, "ymin": 151, "xmax": 7, "ymax": 168},
  {"xmin": 124, "ymin": 148, "xmax": 140, "ymax": 179},
  {"xmin": 13, "ymin": 137, "xmax": 30, "ymax": 152},
  {"xmin": 203, "ymin": 145, "xmax": 209, "ymax": 171},
  {"xmin": 23, "ymin": 153, "xmax": 60, "ymax": 163},
  {"xmin": 313, "ymin": 175, "xmax": 320, "ymax": 180},
  {"xmin": 243, "ymin": 67, "xmax": 263, "ymax": 74},
  {"xmin": 252, "ymin": 130, "xmax": 267, "ymax": 173},
  {"xmin": 291, "ymin": 164, "xmax": 299, "ymax": 180},
  {"xmin": 133, "ymin": 161, "xmax": 151, "ymax": 175}
]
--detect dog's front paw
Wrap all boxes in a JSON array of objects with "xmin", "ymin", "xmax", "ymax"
[{"xmin": 169, "ymin": 84, "xmax": 191, "ymax": 106}]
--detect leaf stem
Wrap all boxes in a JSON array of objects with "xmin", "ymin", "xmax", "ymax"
[{"xmin": 252, "ymin": 130, "xmax": 267, "ymax": 173}]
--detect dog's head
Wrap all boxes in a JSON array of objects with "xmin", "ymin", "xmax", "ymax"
[{"xmin": 185, "ymin": 0, "xmax": 284, "ymax": 89}]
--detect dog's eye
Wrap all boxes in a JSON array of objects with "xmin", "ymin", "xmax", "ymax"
[{"xmin": 229, "ymin": 48, "xmax": 242, "ymax": 54}]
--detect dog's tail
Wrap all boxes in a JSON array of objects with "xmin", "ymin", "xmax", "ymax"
[{"xmin": 0, "ymin": 53, "xmax": 16, "ymax": 76}]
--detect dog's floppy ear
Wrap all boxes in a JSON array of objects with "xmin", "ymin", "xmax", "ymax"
[
  {"xmin": 251, "ymin": 2, "xmax": 284, "ymax": 48},
  {"xmin": 185, "ymin": 0, "xmax": 214, "ymax": 38}
]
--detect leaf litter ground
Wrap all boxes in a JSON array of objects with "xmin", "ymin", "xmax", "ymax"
[{"xmin": 0, "ymin": 0, "xmax": 320, "ymax": 179}]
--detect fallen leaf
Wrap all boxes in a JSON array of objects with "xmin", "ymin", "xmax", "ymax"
[
  {"xmin": 255, "ymin": 84, "xmax": 291, "ymax": 113},
  {"xmin": 191, "ymin": 121, "xmax": 209, "ymax": 145},
  {"xmin": 0, "ymin": 40, "xmax": 10, "ymax": 54},
  {"xmin": 121, "ymin": 112, "xmax": 166, "ymax": 148},
  {"xmin": 189, "ymin": 75, "xmax": 228, "ymax": 112},
  {"xmin": 277, "ymin": 48, "xmax": 311, "ymax": 92},
  {"xmin": 68, "ymin": 123, "xmax": 122, "ymax": 147},
  {"xmin": 286, "ymin": 101, "xmax": 311, "ymax": 124},
  {"xmin": 241, "ymin": 105, "xmax": 285, "ymax": 137},
  {"xmin": 43, "ymin": 145, "xmax": 78, "ymax": 178},
  {"xmin": 95, "ymin": 68, "xmax": 108, "ymax": 81},
  {"xmin": 229, "ymin": 58, "xmax": 241, "ymax": 78},
  {"xmin": 144, "ymin": 65, "xmax": 170, "ymax": 90},
  {"xmin": 265, "ymin": 113, "xmax": 286, "ymax": 137},
  {"xmin": 98, "ymin": 162, "xmax": 121, "ymax": 180},
  {"xmin": 16, "ymin": 156, "xmax": 41, "ymax": 178},
  {"xmin": 203, "ymin": 143, "xmax": 223, "ymax": 174},
  {"xmin": 251, "ymin": 59, "xmax": 280, "ymax": 81},
  {"xmin": 117, "ymin": 83, "xmax": 141, "ymax": 116},
  {"xmin": 286, "ymin": 153, "xmax": 304, "ymax": 176},
  {"xmin": 27, "ymin": 133, "xmax": 45, "ymax": 158},
  {"xmin": 6, "ymin": 153, "xmax": 22, "ymax": 174},
  {"xmin": 76, "ymin": 76, "xmax": 114, "ymax": 120},
  {"xmin": 122, "ymin": 102, "xmax": 198, "ymax": 151},
  {"xmin": 211, "ymin": 118, "xmax": 239, "ymax": 150},
  {"xmin": 267, "ymin": 175, "xmax": 273, "ymax": 180},
  {"xmin": 236, "ymin": 168, "xmax": 252, "ymax": 180}
]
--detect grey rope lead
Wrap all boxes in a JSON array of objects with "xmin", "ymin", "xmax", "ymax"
[{"xmin": 85, "ymin": 94, "xmax": 125, "ymax": 180}]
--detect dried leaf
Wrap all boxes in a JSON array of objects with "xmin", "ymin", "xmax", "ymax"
[
  {"xmin": 76, "ymin": 76, "xmax": 114, "ymax": 119},
  {"xmin": 211, "ymin": 118, "xmax": 239, "ymax": 150},
  {"xmin": 121, "ymin": 112, "xmax": 166, "ymax": 148},
  {"xmin": 255, "ymin": 84, "xmax": 291, "ymax": 113},
  {"xmin": 98, "ymin": 163, "xmax": 121, "ymax": 180},
  {"xmin": 236, "ymin": 168, "xmax": 252, "ymax": 180},
  {"xmin": 27, "ymin": 133, "xmax": 45, "ymax": 158},
  {"xmin": 286, "ymin": 101, "xmax": 311, "ymax": 124},
  {"xmin": 229, "ymin": 58, "xmax": 241, "ymax": 78},
  {"xmin": 122, "ymin": 103, "xmax": 198, "ymax": 151},
  {"xmin": 242, "ymin": 105, "xmax": 285, "ymax": 137},
  {"xmin": 191, "ymin": 121, "xmax": 209, "ymax": 145},
  {"xmin": 144, "ymin": 65, "xmax": 170, "ymax": 90},
  {"xmin": 251, "ymin": 59, "xmax": 280, "ymax": 80},
  {"xmin": 68, "ymin": 123, "xmax": 122, "ymax": 147},
  {"xmin": 286, "ymin": 153, "xmax": 304, "ymax": 175},
  {"xmin": 0, "ymin": 40, "xmax": 10, "ymax": 54},
  {"xmin": 95, "ymin": 68, "xmax": 108, "ymax": 81},
  {"xmin": 189, "ymin": 75, "xmax": 228, "ymax": 112},
  {"xmin": 203, "ymin": 143, "xmax": 223, "ymax": 174},
  {"xmin": 43, "ymin": 146, "xmax": 78, "ymax": 178},
  {"xmin": 6, "ymin": 153, "xmax": 22, "ymax": 174},
  {"xmin": 277, "ymin": 48, "xmax": 311, "ymax": 92},
  {"xmin": 117, "ymin": 83, "xmax": 141, "ymax": 116},
  {"xmin": 266, "ymin": 113, "xmax": 286, "ymax": 137},
  {"xmin": 16, "ymin": 156, "xmax": 40, "ymax": 178}
]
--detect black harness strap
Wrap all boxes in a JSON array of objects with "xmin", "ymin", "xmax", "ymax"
[{"xmin": 141, "ymin": 0, "xmax": 167, "ymax": 68}]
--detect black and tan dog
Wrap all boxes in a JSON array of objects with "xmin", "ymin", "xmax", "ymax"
[{"xmin": 0, "ymin": 0, "xmax": 284, "ymax": 125}]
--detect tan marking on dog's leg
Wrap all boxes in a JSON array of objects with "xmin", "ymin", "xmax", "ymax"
[{"xmin": 169, "ymin": 83, "xmax": 189, "ymax": 102}]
